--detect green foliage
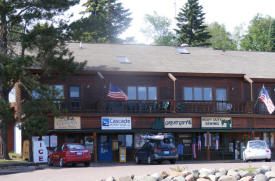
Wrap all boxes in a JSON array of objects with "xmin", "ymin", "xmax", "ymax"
[
  {"xmin": 21, "ymin": 85, "xmax": 63, "ymax": 138},
  {"xmin": 240, "ymin": 14, "xmax": 275, "ymax": 51},
  {"xmin": 70, "ymin": 0, "xmax": 132, "ymax": 43},
  {"xmin": 0, "ymin": 0, "xmax": 84, "ymax": 159},
  {"xmin": 175, "ymin": 0, "xmax": 211, "ymax": 46},
  {"xmin": 141, "ymin": 12, "xmax": 176, "ymax": 46},
  {"xmin": 207, "ymin": 22, "xmax": 236, "ymax": 50}
]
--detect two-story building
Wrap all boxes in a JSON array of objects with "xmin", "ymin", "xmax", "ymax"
[{"xmin": 16, "ymin": 43, "xmax": 275, "ymax": 162}]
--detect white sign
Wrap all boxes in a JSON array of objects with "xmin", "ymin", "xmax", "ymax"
[
  {"xmin": 101, "ymin": 117, "xmax": 131, "ymax": 130},
  {"xmin": 54, "ymin": 116, "xmax": 81, "ymax": 129},
  {"xmin": 33, "ymin": 140, "xmax": 48, "ymax": 163},
  {"xmin": 201, "ymin": 117, "xmax": 232, "ymax": 129},
  {"xmin": 164, "ymin": 118, "xmax": 192, "ymax": 128}
]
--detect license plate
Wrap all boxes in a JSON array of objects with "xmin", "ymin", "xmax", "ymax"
[
  {"xmin": 77, "ymin": 152, "xmax": 82, "ymax": 155},
  {"xmin": 163, "ymin": 151, "xmax": 169, "ymax": 155}
]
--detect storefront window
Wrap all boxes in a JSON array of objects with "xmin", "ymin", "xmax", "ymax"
[
  {"xmin": 118, "ymin": 135, "xmax": 133, "ymax": 148},
  {"xmin": 135, "ymin": 134, "xmax": 147, "ymax": 148}
]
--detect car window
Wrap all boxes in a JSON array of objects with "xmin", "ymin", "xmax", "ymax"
[
  {"xmin": 249, "ymin": 141, "xmax": 266, "ymax": 149},
  {"xmin": 149, "ymin": 139, "xmax": 176, "ymax": 149},
  {"xmin": 66, "ymin": 144, "xmax": 85, "ymax": 150}
]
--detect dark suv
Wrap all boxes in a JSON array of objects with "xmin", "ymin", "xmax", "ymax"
[{"xmin": 134, "ymin": 138, "xmax": 178, "ymax": 164}]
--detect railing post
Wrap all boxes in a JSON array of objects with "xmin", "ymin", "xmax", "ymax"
[{"xmin": 171, "ymin": 100, "xmax": 176, "ymax": 113}]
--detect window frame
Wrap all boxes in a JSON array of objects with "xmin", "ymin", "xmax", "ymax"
[
  {"xmin": 183, "ymin": 87, "xmax": 213, "ymax": 101},
  {"xmin": 127, "ymin": 86, "xmax": 157, "ymax": 100}
]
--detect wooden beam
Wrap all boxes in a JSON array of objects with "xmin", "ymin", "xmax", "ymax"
[
  {"xmin": 244, "ymin": 75, "xmax": 254, "ymax": 101},
  {"xmin": 244, "ymin": 75, "xmax": 253, "ymax": 84},
  {"xmin": 168, "ymin": 73, "xmax": 177, "ymax": 82}
]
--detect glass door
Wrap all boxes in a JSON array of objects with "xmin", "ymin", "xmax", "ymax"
[{"xmin": 216, "ymin": 88, "xmax": 227, "ymax": 112}]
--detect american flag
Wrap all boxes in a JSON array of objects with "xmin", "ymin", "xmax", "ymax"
[
  {"xmin": 107, "ymin": 84, "xmax": 128, "ymax": 100},
  {"xmin": 258, "ymin": 86, "xmax": 275, "ymax": 114}
]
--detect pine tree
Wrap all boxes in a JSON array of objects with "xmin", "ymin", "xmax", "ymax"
[
  {"xmin": 175, "ymin": 0, "xmax": 211, "ymax": 46},
  {"xmin": 70, "ymin": 0, "xmax": 132, "ymax": 43}
]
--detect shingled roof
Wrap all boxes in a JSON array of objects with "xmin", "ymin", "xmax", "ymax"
[{"xmin": 67, "ymin": 43, "xmax": 275, "ymax": 79}]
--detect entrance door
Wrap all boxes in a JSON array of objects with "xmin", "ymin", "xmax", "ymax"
[
  {"xmin": 98, "ymin": 135, "xmax": 112, "ymax": 162},
  {"xmin": 216, "ymin": 88, "xmax": 227, "ymax": 112}
]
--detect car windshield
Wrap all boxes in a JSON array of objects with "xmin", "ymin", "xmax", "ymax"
[
  {"xmin": 66, "ymin": 144, "xmax": 85, "ymax": 150},
  {"xmin": 150, "ymin": 138, "xmax": 175, "ymax": 149},
  {"xmin": 249, "ymin": 141, "xmax": 266, "ymax": 149}
]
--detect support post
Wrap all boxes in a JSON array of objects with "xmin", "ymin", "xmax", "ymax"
[
  {"xmin": 93, "ymin": 132, "xmax": 97, "ymax": 162},
  {"xmin": 207, "ymin": 131, "xmax": 210, "ymax": 160}
]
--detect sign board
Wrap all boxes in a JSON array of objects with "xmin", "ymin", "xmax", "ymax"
[
  {"xmin": 201, "ymin": 117, "xmax": 232, "ymax": 129},
  {"xmin": 54, "ymin": 116, "xmax": 81, "ymax": 129},
  {"xmin": 101, "ymin": 117, "xmax": 131, "ymax": 130},
  {"xmin": 33, "ymin": 140, "xmax": 48, "ymax": 163},
  {"xmin": 164, "ymin": 118, "xmax": 192, "ymax": 128}
]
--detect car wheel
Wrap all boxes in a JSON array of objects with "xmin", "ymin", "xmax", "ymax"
[
  {"xmin": 147, "ymin": 156, "xmax": 152, "ymax": 165},
  {"xmin": 170, "ymin": 160, "xmax": 176, "ymax": 164},
  {"xmin": 59, "ymin": 158, "xmax": 64, "ymax": 167},
  {"xmin": 47, "ymin": 157, "xmax": 52, "ymax": 166},
  {"xmin": 265, "ymin": 159, "xmax": 271, "ymax": 162},
  {"xmin": 84, "ymin": 162, "xmax": 90, "ymax": 167},
  {"xmin": 135, "ymin": 156, "xmax": 140, "ymax": 164}
]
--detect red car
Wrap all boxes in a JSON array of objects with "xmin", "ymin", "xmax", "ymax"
[{"xmin": 48, "ymin": 143, "xmax": 91, "ymax": 167}]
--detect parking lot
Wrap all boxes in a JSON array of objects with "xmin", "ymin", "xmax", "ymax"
[{"xmin": 1, "ymin": 160, "xmax": 275, "ymax": 181}]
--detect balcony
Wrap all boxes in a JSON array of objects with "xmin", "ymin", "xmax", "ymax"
[{"xmin": 66, "ymin": 99, "xmax": 274, "ymax": 115}]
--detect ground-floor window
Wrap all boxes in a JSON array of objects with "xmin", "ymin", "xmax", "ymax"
[{"xmin": 118, "ymin": 134, "xmax": 133, "ymax": 148}]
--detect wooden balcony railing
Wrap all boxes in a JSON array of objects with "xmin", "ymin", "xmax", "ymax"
[
  {"xmin": 175, "ymin": 100, "xmax": 249, "ymax": 114},
  {"xmin": 66, "ymin": 99, "xmax": 275, "ymax": 115}
]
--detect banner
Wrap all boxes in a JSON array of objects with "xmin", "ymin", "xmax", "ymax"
[
  {"xmin": 33, "ymin": 140, "xmax": 48, "ymax": 163},
  {"xmin": 164, "ymin": 118, "xmax": 192, "ymax": 128},
  {"xmin": 201, "ymin": 117, "xmax": 232, "ymax": 129},
  {"xmin": 101, "ymin": 117, "xmax": 131, "ymax": 130},
  {"xmin": 54, "ymin": 116, "xmax": 81, "ymax": 129}
]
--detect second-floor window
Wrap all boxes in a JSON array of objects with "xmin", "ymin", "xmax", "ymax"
[
  {"xmin": 184, "ymin": 87, "xmax": 212, "ymax": 101},
  {"xmin": 127, "ymin": 86, "xmax": 157, "ymax": 100},
  {"xmin": 69, "ymin": 86, "xmax": 81, "ymax": 110}
]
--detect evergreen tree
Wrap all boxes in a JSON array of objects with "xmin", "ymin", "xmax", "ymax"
[
  {"xmin": 70, "ymin": 0, "xmax": 132, "ymax": 43},
  {"xmin": 175, "ymin": 0, "xmax": 211, "ymax": 46},
  {"xmin": 0, "ymin": 0, "xmax": 85, "ymax": 160}
]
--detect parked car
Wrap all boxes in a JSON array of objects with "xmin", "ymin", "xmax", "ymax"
[
  {"xmin": 134, "ymin": 136, "xmax": 178, "ymax": 164},
  {"xmin": 243, "ymin": 140, "xmax": 271, "ymax": 162},
  {"xmin": 48, "ymin": 143, "xmax": 91, "ymax": 167}
]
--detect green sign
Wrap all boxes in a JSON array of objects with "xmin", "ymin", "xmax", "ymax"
[{"xmin": 201, "ymin": 117, "xmax": 232, "ymax": 129}]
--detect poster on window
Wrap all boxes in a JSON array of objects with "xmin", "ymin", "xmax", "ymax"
[{"xmin": 135, "ymin": 134, "xmax": 147, "ymax": 148}]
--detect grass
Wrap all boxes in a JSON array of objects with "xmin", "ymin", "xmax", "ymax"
[
  {"xmin": 170, "ymin": 166, "xmax": 188, "ymax": 172},
  {"xmin": 0, "ymin": 152, "xmax": 28, "ymax": 165},
  {"xmin": 241, "ymin": 164, "xmax": 258, "ymax": 172}
]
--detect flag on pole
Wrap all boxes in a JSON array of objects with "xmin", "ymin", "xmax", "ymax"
[
  {"xmin": 107, "ymin": 84, "xmax": 128, "ymax": 100},
  {"xmin": 192, "ymin": 143, "xmax": 197, "ymax": 159},
  {"xmin": 215, "ymin": 135, "xmax": 219, "ymax": 150},
  {"xmin": 258, "ymin": 85, "xmax": 275, "ymax": 114},
  {"xmin": 198, "ymin": 136, "xmax": 201, "ymax": 151}
]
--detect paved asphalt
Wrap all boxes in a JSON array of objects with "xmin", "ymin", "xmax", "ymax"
[{"xmin": 1, "ymin": 160, "xmax": 274, "ymax": 181}]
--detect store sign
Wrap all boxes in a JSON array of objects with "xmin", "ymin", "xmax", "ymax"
[
  {"xmin": 164, "ymin": 118, "xmax": 192, "ymax": 128},
  {"xmin": 201, "ymin": 117, "xmax": 232, "ymax": 129},
  {"xmin": 54, "ymin": 116, "xmax": 81, "ymax": 129},
  {"xmin": 101, "ymin": 117, "xmax": 131, "ymax": 130},
  {"xmin": 33, "ymin": 140, "xmax": 48, "ymax": 163}
]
